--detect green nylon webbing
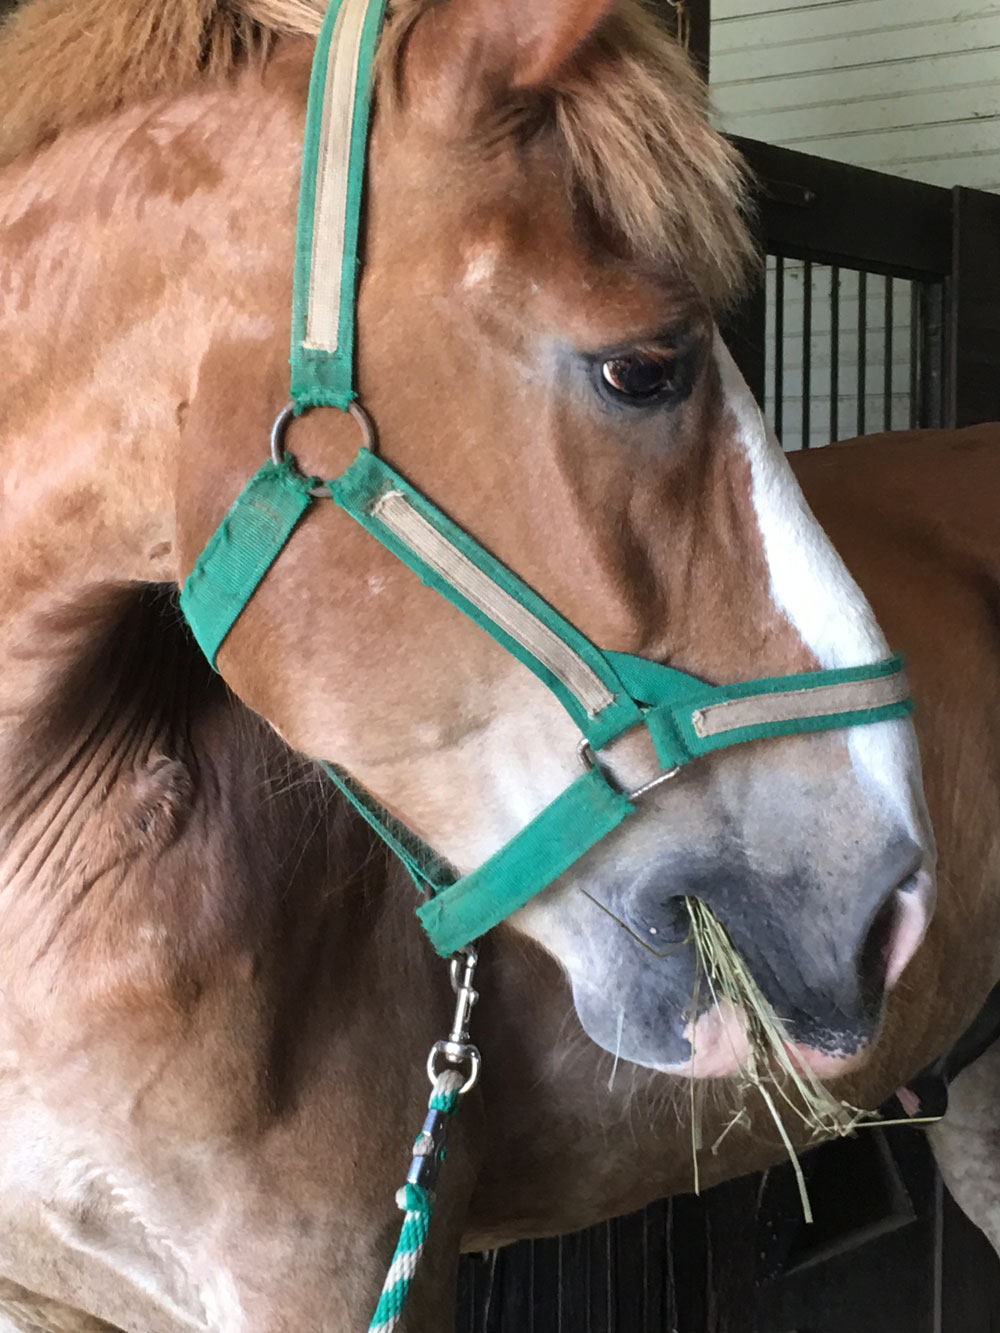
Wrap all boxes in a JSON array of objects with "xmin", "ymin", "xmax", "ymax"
[
  {"xmin": 417, "ymin": 767, "xmax": 633, "ymax": 957},
  {"xmin": 602, "ymin": 650, "xmax": 914, "ymax": 771},
  {"xmin": 290, "ymin": 0, "xmax": 389, "ymax": 413},
  {"xmin": 323, "ymin": 759, "xmax": 634, "ymax": 958},
  {"xmin": 329, "ymin": 448, "xmax": 645, "ymax": 750},
  {"xmin": 178, "ymin": 453, "xmax": 913, "ymax": 956},
  {"xmin": 325, "ymin": 451, "xmax": 912, "ymax": 774},
  {"xmin": 178, "ymin": 458, "xmax": 319, "ymax": 667},
  {"xmin": 319, "ymin": 760, "xmax": 445, "ymax": 894}
]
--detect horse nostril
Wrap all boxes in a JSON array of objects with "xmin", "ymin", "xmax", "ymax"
[
  {"xmin": 859, "ymin": 892, "xmax": 899, "ymax": 1004},
  {"xmin": 634, "ymin": 895, "xmax": 690, "ymax": 945},
  {"xmin": 884, "ymin": 870, "xmax": 934, "ymax": 989},
  {"xmin": 859, "ymin": 856, "xmax": 933, "ymax": 1000}
]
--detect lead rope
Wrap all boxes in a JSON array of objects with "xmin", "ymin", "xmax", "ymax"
[{"xmin": 368, "ymin": 948, "xmax": 481, "ymax": 1333}]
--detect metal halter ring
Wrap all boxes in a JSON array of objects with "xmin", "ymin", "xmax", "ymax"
[
  {"xmin": 577, "ymin": 738, "xmax": 680, "ymax": 803},
  {"xmin": 270, "ymin": 400, "xmax": 378, "ymax": 496}
]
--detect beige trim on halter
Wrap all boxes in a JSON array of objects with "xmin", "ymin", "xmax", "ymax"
[
  {"xmin": 691, "ymin": 671, "xmax": 912, "ymax": 740},
  {"xmin": 304, "ymin": 0, "xmax": 372, "ymax": 352},
  {"xmin": 372, "ymin": 489, "xmax": 619, "ymax": 718}
]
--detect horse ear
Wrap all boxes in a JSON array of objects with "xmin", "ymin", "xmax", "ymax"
[
  {"xmin": 490, "ymin": 0, "xmax": 619, "ymax": 88},
  {"xmin": 402, "ymin": 0, "xmax": 618, "ymax": 126}
]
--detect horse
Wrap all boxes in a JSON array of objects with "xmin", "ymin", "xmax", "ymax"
[
  {"xmin": 795, "ymin": 423, "xmax": 1000, "ymax": 1277},
  {"xmin": 1, "ymin": 0, "xmax": 998, "ymax": 1326}
]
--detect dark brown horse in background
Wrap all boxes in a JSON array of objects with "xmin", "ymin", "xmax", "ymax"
[{"xmin": 1, "ymin": 0, "xmax": 998, "ymax": 1327}]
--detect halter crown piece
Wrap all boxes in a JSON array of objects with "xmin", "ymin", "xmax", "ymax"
[{"xmin": 179, "ymin": 0, "xmax": 913, "ymax": 959}]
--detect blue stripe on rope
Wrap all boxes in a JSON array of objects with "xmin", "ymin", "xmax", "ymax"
[{"xmin": 367, "ymin": 1081, "xmax": 462, "ymax": 1333}]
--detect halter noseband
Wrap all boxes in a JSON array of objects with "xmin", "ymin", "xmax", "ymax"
[{"xmin": 179, "ymin": 0, "xmax": 912, "ymax": 957}]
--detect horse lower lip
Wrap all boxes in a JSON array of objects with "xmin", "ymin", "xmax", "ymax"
[{"xmin": 782, "ymin": 1041, "xmax": 866, "ymax": 1078}]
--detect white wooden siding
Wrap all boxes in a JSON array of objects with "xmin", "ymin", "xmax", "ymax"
[
  {"xmin": 764, "ymin": 261, "xmax": 919, "ymax": 450},
  {"xmin": 712, "ymin": 0, "xmax": 1000, "ymax": 191},
  {"xmin": 712, "ymin": 1, "xmax": 987, "ymax": 448}
]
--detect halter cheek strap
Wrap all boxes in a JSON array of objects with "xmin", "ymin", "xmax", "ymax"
[
  {"xmin": 178, "ymin": 0, "xmax": 914, "ymax": 957},
  {"xmin": 291, "ymin": 0, "xmax": 389, "ymax": 412}
]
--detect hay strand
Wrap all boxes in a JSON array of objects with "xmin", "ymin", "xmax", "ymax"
[{"xmin": 683, "ymin": 897, "xmax": 878, "ymax": 1222}]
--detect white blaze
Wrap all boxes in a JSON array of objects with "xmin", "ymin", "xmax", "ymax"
[{"xmin": 715, "ymin": 334, "xmax": 933, "ymax": 847}]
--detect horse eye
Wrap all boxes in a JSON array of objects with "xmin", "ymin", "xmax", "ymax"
[{"xmin": 600, "ymin": 351, "xmax": 678, "ymax": 404}]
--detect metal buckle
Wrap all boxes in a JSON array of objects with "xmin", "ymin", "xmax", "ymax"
[
  {"xmin": 425, "ymin": 947, "xmax": 481, "ymax": 1096},
  {"xmin": 269, "ymin": 400, "xmax": 377, "ymax": 497},
  {"xmin": 577, "ymin": 737, "xmax": 679, "ymax": 802}
]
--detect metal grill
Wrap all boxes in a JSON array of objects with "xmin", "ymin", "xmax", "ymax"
[
  {"xmin": 765, "ymin": 259, "xmax": 946, "ymax": 452},
  {"xmin": 456, "ymin": 1200, "xmax": 691, "ymax": 1333}
]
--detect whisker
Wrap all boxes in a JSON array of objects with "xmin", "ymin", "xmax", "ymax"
[{"xmin": 607, "ymin": 1008, "xmax": 625, "ymax": 1092}]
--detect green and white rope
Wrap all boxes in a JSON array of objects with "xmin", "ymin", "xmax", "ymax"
[{"xmin": 368, "ymin": 1070, "xmax": 465, "ymax": 1333}]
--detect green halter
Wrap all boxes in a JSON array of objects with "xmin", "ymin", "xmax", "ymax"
[{"xmin": 179, "ymin": 0, "xmax": 913, "ymax": 958}]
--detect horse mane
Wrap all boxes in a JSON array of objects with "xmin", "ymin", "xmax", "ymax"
[
  {"xmin": 0, "ymin": 0, "xmax": 327, "ymax": 166},
  {"xmin": 0, "ymin": 0, "xmax": 752, "ymax": 304}
]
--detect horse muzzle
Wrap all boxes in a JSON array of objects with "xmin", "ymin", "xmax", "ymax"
[{"xmin": 562, "ymin": 820, "xmax": 934, "ymax": 1082}]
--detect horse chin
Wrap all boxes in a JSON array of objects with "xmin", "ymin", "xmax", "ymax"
[{"xmin": 568, "ymin": 971, "xmax": 697, "ymax": 1073}]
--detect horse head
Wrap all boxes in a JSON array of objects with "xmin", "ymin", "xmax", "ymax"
[{"xmin": 175, "ymin": 0, "xmax": 934, "ymax": 1085}]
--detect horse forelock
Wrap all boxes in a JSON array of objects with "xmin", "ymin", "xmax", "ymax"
[
  {"xmin": 379, "ymin": 0, "xmax": 754, "ymax": 308},
  {"xmin": 0, "ymin": 0, "xmax": 753, "ymax": 307},
  {"xmin": 548, "ymin": 7, "xmax": 753, "ymax": 308}
]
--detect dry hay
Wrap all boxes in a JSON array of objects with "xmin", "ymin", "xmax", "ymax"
[{"xmin": 684, "ymin": 898, "xmax": 926, "ymax": 1222}]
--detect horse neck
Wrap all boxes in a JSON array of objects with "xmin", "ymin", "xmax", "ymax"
[
  {"xmin": 0, "ymin": 57, "xmax": 384, "ymax": 1027},
  {"xmin": 4, "ymin": 74, "xmax": 296, "ymax": 724}
]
